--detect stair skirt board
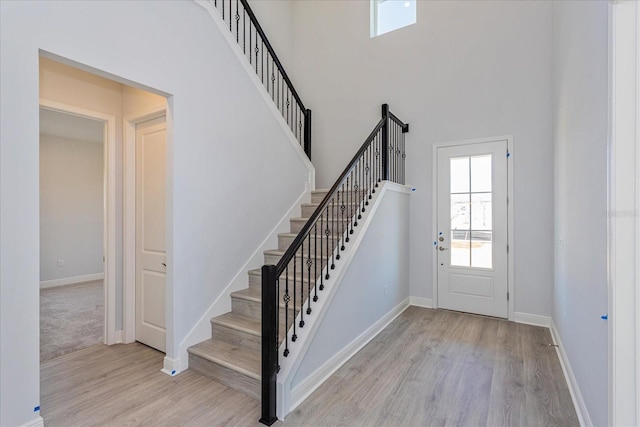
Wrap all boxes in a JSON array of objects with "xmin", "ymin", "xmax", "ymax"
[{"xmin": 178, "ymin": 188, "xmax": 311, "ymax": 373}]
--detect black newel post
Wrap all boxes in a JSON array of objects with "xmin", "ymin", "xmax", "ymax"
[
  {"xmin": 260, "ymin": 265, "xmax": 278, "ymax": 426},
  {"xmin": 304, "ymin": 109, "xmax": 312, "ymax": 160},
  {"xmin": 381, "ymin": 103, "xmax": 390, "ymax": 181}
]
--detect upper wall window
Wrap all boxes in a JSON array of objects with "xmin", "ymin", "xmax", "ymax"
[{"xmin": 371, "ymin": 0, "xmax": 417, "ymax": 38}]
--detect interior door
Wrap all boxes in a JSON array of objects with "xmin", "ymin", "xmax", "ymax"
[
  {"xmin": 437, "ymin": 140, "xmax": 508, "ymax": 318},
  {"xmin": 135, "ymin": 116, "xmax": 167, "ymax": 352}
]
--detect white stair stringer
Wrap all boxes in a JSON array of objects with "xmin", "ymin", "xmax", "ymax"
[{"xmin": 275, "ymin": 181, "xmax": 412, "ymax": 420}]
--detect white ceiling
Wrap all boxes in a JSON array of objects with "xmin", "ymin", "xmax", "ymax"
[{"xmin": 40, "ymin": 108, "xmax": 104, "ymax": 144}]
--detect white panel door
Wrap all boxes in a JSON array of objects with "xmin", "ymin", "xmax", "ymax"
[
  {"xmin": 437, "ymin": 140, "xmax": 508, "ymax": 318},
  {"xmin": 135, "ymin": 117, "xmax": 167, "ymax": 352}
]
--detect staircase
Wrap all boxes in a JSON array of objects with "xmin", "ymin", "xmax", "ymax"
[{"xmin": 187, "ymin": 189, "xmax": 348, "ymax": 399}]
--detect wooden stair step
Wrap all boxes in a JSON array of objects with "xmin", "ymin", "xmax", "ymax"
[
  {"xmin": 188, "ymin": 339, "xmax": 260, "ymax": 400},
  {"xmin": 211, "ymin": 312, "xmax": 261, "ymax": 351}
]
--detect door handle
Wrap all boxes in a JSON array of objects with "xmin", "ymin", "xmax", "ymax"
[{"xmin": 439, "ymin": 246, "xmax": 448, "ymax": 251}]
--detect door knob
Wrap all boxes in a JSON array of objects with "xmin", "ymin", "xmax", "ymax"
[{"xmin": 439, "ymin": 246, "xmax": 448, "ymax": 251}]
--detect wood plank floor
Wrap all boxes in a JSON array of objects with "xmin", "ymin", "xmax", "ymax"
[{"xmin": 41, "ymin": 306, "xmax": 578, "ymax": 426}]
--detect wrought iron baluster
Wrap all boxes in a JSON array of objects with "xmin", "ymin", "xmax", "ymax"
[
  {"xmin": 292, "ymin": 248, "xmax": 297, "ymax": 340},
  {"xmin": 283, "ymin": 266, "xmax": 289, "ymax": 356},
  {"xmin": 299, "ymin": 244, "xmax": 305, "ymax": 328},
  {"xmin": 340, "ymin": 175, "xmax": 351, "ymax": 243},
  {"xmin": 235, "ymin": 0, "xmax": 239, "ymax": 42},
  {"xmin": 325, "ymin": 206, "xmax": 331, "ymax": 279},
  {"xmin": 306, "ymin": 234, "xmax": 312, "ymax": 315},
  {"xmin": 331, "ymin": 197, "xmax": 336, "ymax": 267},
  {"xmin": 340, "ymin": 185, "xmax": 346, "ymax": 251},
  {"xmin": 313, "ymin": 223, "xmax": 318, "ymax": 301}
]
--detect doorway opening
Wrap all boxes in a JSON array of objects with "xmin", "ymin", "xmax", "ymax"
[{"xmin": 38, "ymin": 56, "xmax": 169, "ymax": 366}]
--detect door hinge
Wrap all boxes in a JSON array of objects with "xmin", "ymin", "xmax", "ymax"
[
  {"xmin": 507, "ymin": 244, "xmax": 509, "ymax": 253},
  {"xmin": 103, "ymin": 256, "xmax": 105, "ymax": 262},
  {"xmin": 507, "ymin": 292, "xmax": 510, "ymax": 301}
]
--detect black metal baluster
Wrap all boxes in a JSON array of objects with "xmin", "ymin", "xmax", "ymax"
[
  {"xmin": 313, "ymin": 223, "xmax": 318, "ymax": 301},
  {"xmin": 261, "ymin": 41, "xmax": 264, "ymax": 84},
  {"xmin": 292, "ymin": 251, "xmax": 297, "ymax": 341},
  {"xmin": 306, "ymin": 234, "xmax": 312, "ymax": 315},
  {"xmin": 345, "ymin": 177, "xmax": 351, "ymax": 242},
  {"xmin": 283, "ymin": 266, "xmax": 289, "ymax": 356},
  {"xmin": 249, "ymin": 20, "xmax": 252, "ymax": 65},
  {"xmin": 325, "ymin": 206, "xmax": 331, "ymax": 278},
  {"xmin": 299, "ymin": 244, "xmax": 305, "ymax": 328},
  {"xmin": 320, "ymin": 212, "xmax": 326, "ymax": 288},
  {"xmin": 243, "ymin": 9, "xmax": 246, "ymax": 54},
  {"xmin": 255, "ymin": 32, "xmax": 259, "ymax": 73},
  {"xmin": 354, "ymin": 163, "xmax": 360, "ymax": 226},
  {"xmin": 235, "ymin": 0, "xmax": 239, "ymax": 42},
  {"xmin": 331, "ymin": 197, "xmax": 337, "ymax": 267},
  {"xmin": 340, "ymin": 185, "xmax": 346, "ymax": 251},
  {"xmin": 402, "ymin": 130, "xmax": 406, "ymax": 184}
]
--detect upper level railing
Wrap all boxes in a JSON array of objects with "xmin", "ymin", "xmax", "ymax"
[
  {"xmin": 260, "ymin": 104, "xmax": 409, "ymax": 425},
  {"xmin": 211, "ymin": 0, "xmax": 311, "ymax": 158}
]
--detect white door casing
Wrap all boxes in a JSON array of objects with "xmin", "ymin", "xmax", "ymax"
[
  {"xmin": 436, "ymin": 139, "xmax": 509, "ymax": 318},
  {"xmin": 135, "ymin": 117, "xmax": 167, "ymax": 352}
]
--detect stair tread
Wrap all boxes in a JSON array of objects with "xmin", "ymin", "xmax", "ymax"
[
  {"xmin": 188, "ymin": 338, "xmax": 260, "ymax": 380},
  {"xmin": 211, "ymin": 312, "xmax": 261, "ymax": 336}
]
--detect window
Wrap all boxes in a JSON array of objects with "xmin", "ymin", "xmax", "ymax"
[{"xmin": 371, "ymin": 0, "xmax": 416, "ymax": 38}]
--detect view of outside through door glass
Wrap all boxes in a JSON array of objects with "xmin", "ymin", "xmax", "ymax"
[{"xmin": 450, "ymin": 155, "xmax": 493, "ymax": 268}]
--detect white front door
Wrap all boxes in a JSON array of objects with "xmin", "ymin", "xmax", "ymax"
[
  {"xmin": 436, "ymin": 140, "xmax": 508, "ymax": 318},
  {"xmin": 135, "ymin": 117, "xmax": 167, "ymax": 352}
]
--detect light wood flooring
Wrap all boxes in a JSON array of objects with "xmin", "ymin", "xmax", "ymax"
[{"xmin": 40, "ymin": 306, "xmax": 578, "ymax": 426}]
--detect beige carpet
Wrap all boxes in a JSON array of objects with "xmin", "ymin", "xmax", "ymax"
[{"xmin": 40, "ymin": 280, "xmax": 104, "ymax": 362}]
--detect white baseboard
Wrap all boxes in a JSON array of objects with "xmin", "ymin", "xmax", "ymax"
[
  {"xmin": 289, "ymin": 297, "xmax": 411, "ymax": 412},
  {"xmin": 514, "ymin": 312, "xmax": 551, "ymax": 328},
  {"xmin": 19, "ymin": 415, "xmax": 44, "ymax": 427},
  {"xmin": 410, "ymin": 296, "xmax": 433, "ymax": 308},
  {"xmin": 161, "ymin": 356, "xmax": 180, "ymax": 376},
  {"xmin": 40, "ymin": 273, "xmax": 104, "ymax": 289},
  {"xmin": 550, "ymin": 319, "xmax": 592, "ymax": 427}
]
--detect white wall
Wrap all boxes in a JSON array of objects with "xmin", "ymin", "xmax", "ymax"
[
  {"xmin": 290, "ymin": 1, "xmax": 554, "ymax": 318},
  {"xmin": 0, "ymin": 1, "xmax": 312, "ymax": 425},
  {"xmin": 40, "ymin": 134, "xmax": 104, "ymax": 282},
  {"xmin": 552, "ymin": 2, "xmax": 609, "ymax": 426}
]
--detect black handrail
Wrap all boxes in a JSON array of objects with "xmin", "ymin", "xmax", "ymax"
[
  {"xmin": 260, "ymin": 104, "xmax": 409, "ymax": 424},
  {"xmin": 212, "ymin": 0, "xmax": 312, "ymax": 159}
]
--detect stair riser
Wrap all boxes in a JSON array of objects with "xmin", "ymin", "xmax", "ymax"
[
  {"xmin": 278, "ymin": 234, "xmax": 341, "ymax": 252},
  {"xmin": 211, "ymin": 323, "xmax": 261, "ymax": 352},
  {"xmin": 248, "ymin": 272, "xmax": 320, "ymax": 291},
  {"xmin": 301, "ymin": 204, "xmax": 362, "ymax": 218},
  {"xmin": 289, "ymin": 217, "xmax": 353, "ymax": 233},
  {"xmin": 188, "ymin": 354, "xmax": 260, "ymax": 400},
  {"xmin": 311, "ymin": 190, "xmax": 365, "ymax": 204},
  {"xmin": 264, "ymin": 253, "xmax": 331, "ymax": 270},
  {"xmin": 231, "ymin": 296, "xmax": 293, "ymax": 322}
]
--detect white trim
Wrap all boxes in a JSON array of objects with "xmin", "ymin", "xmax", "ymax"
[
  {"xmin": 431, "ymin": 135, "xmax": 515, "ymax": 320},
  {"xmin": 609, "ymin": 2, "xmax": 640, "ymax": 425},
  {"xmin": 19, "ymin": 416, "xmax": 44, "ymax": 427},
  {"xmin": 194, "ymin": 0, "xmax": 315, "ymax": 190},
  {"xmin": 513, "ymin": 312, "xmax": 550, "ymax": 328},
  {"xmin": 114, "ymin": 329, "xmax": 123, "ymax": 344},
  {"xmin": 409, "ymin": 296, "xmax": 433, "ymax": 308},
  {"xmin": 123, "ymin": 105, "xmax": 167, "ymax": 345},
  {"xmin": 177, "ymin": 188, "xmax": 311, "ymax": 372},
  {"xmin": 550, "ymin": 319, "xmax": 592, "ymax": 427},
  {"xmin": 289, "ymin": 297, "xmax": 410, "ymax": 412},
  {"xmin": 161, "ymin": 356, "xmax": 180, "ymax": 376},
  {"xmin": 39, "ymin": 273, "xmax": 104, "ymax": 289},
  {"xmin": 39, "ymin": 98, "xmax": 117, "ymax": 346}
]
